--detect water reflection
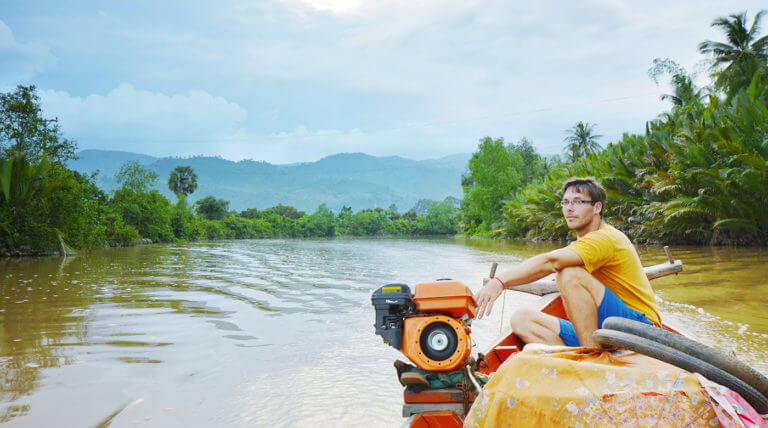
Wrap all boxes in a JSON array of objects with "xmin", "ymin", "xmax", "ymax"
[
  {"xmin": 0, "ymin": 238, "xmax": 766, "ymax": 426},
  {"xmin": 0, "ymin": 256, "xmax": 91, "ymax": 422}
]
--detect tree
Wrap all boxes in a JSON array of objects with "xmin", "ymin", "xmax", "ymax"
[
  {"xmin": 563, "ymin": 122, "xmax": 602, "ymax": 162},
  {"xmin": 168, "ymin": 165, "xmax": 198, "ymax": 197},
  {"xmin": 0, "ymin": 156, "xmax": 57, "ymax": 205},
  {"xmin": 0, "ymin": 85, "xmax": 76, "ymax": 163},
  {"xmin": 301, "ymin": 203, "xmax": 336, "ymax": 237},
  {"xmin": 115, "ymin": 161, "xmax": 158, "ymax": 193},
  {"xmin": 270, "ymin": 204, "xmax": 305, "ymax": 219},
  {"xmin": 461, "ymin": 137, "xmax": 522, "ymax": 233},
  {"xmin": 338, "ymin": 205, "xmax": 352, "ymax": 218},
  {"xmin": 416, "ymin": 201, "xmax": 458, "ymax": 235},
  {"xmin": 195, "ymin": 196, "xmax": 230, "ymax": 220},
  {"xmin": 461, "ymin": 136, "xmax": 549, "ymax": 234},
  {"xmin": 0, "ymin": 155, "xmax": 111, "ymax": 254},
  {"xmin": 699, "ymin": 10, "xmax": 768, "ymax": 97}
]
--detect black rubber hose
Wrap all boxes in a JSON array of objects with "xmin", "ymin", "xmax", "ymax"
[
  {"xmin": 593, "ymin": 329, "xmax": 768, "ymax": 414},
  {"xmin": 602, "ymin": 316, "xmax": 768, "ymax": 400}
]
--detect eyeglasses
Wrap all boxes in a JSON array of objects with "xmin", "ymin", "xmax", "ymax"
[{"xmin": 560, "ymin": 200, "xmax": 597, "ymax": 208}]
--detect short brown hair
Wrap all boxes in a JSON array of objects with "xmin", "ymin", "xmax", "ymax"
[{"xmin": 561, "ymin": 177, "xmax": 606, "ymax": 216}]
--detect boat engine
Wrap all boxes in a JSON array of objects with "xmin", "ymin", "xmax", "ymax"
[{"xmin": 371, "ymin": 280, "xmax": 477, "ymax": 371}]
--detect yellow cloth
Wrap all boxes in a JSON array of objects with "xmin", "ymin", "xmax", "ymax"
[
  {"xmin": 568, "ymin": 223, "xmax": 661, "ymax": 326},
  {"xmin": 464, "ymin": 344, "xmax": 719, "ymax": 427}
]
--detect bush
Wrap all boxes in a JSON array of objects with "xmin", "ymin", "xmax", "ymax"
[
  {"xmin": 171, "ymin": 196, "xmax": 204, "ymax": 241},
  {"xmin": 111, "ymin": 188, "xmax": 174, "ymax": 243},
  {"xmin": 200, "ymin": 219, "xmax": 234, "ymax": 240},
  {"xmin": 103, "ymin": 209, "xmax": 140, "ymax": 246},
  {"xmin": 223, "ymin": 216, "xmax": 260, "ymax": 239}
]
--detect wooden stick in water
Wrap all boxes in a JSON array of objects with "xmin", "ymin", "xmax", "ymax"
[{"xmin": 664, "ymin": 246, "xmax": 674, "ymax": 264}]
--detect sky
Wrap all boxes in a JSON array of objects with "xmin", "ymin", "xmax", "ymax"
[{"xmin": 1, "ymin": 1, "xmax": 766, "ymax": 163}]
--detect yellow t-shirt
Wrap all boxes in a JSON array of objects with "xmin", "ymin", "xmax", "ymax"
[{"xmin": 567, "ymin": 223, "xmax": 661, "ymax": 326}]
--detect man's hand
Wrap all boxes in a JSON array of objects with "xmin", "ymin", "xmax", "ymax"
[{"xmin": 474, "ymin": 278, "xmax": 504, "ymax": 319}]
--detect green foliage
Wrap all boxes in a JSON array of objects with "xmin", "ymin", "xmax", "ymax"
[
  {"xmin": 223, "ymin": 216, "xmax": 261, "ymax": 239},
  {"xmin": 103, "ymin": 209, "xmax": 140, "ymax": 245},
  {"xmin": 0, "ymin": 156, "xmax": 109, "ymax": 254},
  {"xmin": 0, "ymin": 85, "xmax": 76, "ymax": 163},
  {"xmin": 0, "ymin": 156, "xmax": 68, "ymax": 253},
  {"xmin": 50, "ymin": 170, "xmax": 109, "ymax": 250},
  {"xmin": 485, "ymin": 11, "xmax": 768, "ymax": 246},
  {"xmin": 0, "ymin": 155, "xmax": 58, "ymax": 204},
  {"xmin": 415, "ymin": 201, "xmax": 459, "ymax": 235},
  {"xmin": 461, "ymin": 137, "xmax": 548, "ymax": 234},
  {"xmin": 195, "ymin": 196, "xmax": 230, "ymax": 220},
  {"xmin": 0, "ymin": 85, "xmax": 462, "ymax": 255},
  {"xmin": 344, "ymin": 210, "xmax": 384, "ymax": 236},
  {"xmin": 168, "ymin": 165, "xmax": 198, "ymax": 197},
  {"xmin": 270, "ymin": 204, "xmax": 306, "ymax": 219},
  {"xmin": 409, "ymin": 199, "xmax": 437, "ymax": 215},
  {"xmin": 171, "ymin": 195, "xmax": 204, "ymax": 241},
  {"xmin": 111, "ymin": 187, "xmax": 174, "ymax": 243},
  {"xmin": 501, "ymin": 71, "xmax": 768, "ymax": 245},
  {"xmin": 116, "ymin": 161, "xmax": 158, "ymax": 194},
  {"xmin": 199, "ymin": 218, "xmax": 234, "ymax": 240},
  {"xmin": 300, "ymin": 204, "xmax": 335, "ymax": 237},
  {"xmin": 110, "ymin": 162, "xmax": 173, "ymax": 243}
]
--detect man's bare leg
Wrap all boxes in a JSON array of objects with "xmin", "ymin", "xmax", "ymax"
[
  {"xmin": 509, "ymin": 308, "xmax": 565, "ymax": 346},
  {"xmin": 556, "ymin": 266, "xmax": 605, "ymax": 347}
]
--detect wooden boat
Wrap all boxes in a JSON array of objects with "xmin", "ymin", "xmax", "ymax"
[{"xmin": 372, "ymin": 249, "xmax": 768, "ymax": 427}]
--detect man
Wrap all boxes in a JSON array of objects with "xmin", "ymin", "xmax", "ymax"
[{"xmin": 474, "ymin": 177, "xmax": 660, "ymax": 347}]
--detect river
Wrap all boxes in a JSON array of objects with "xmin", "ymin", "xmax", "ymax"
[{"xmin": 0, "ymin": 238, "xmax": 766, "ymax": 426}]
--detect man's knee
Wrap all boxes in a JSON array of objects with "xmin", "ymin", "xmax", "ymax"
[
  {"xmin": 510, "ymin": 307, "xmax": 538, "ymax": 333},
  {"xmin": 557, "ymin": 266, "xmax": 605, "ymax": 304},
  {"xmin": 556, "ymin": 266, "xmax": 593, "ymax": 292}
]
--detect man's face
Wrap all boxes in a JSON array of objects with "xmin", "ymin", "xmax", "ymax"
[{"xmin": 562, "ymin": 187, "xmax": 602, "ymax": 231}]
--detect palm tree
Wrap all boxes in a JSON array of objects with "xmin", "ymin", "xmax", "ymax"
[
  {"xmin": 563, "ymin": 122, "xmax": 602, "ymax": 162},
  {"xmin": 698, "ymin": 10, "xmax": 768, "ymax": 96},
  {"xmin": 661, "ymin": 74, "xmax": 704, "ymax": 108},
  {"xmin": 0, "ymin": 155, "xmax": 65, "ymax": 205},
  {"xmin": 647, "ymin": 58, "xmax": 705, "ymax": 108},
  {"xmin": 167, "ymin": 165, "xmax": 198, "ymax": 197}
]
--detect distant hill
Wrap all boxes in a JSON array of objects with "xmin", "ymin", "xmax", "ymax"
[{"xmin": 68, "ymin": 150, "xmax": 470, "ymax": 212}]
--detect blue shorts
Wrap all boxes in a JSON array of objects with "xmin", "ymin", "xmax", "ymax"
[{"xmin": 557, "ymin": 285, "xmax": 652, "ymax": 347}]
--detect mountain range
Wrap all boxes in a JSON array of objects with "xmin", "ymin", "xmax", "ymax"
[{"xmin": 68, "ymin": 150, "xmax": 470, "ymax": 212}]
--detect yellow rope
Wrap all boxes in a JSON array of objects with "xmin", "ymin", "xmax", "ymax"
[{"xmin": 498, "ymin": 289, "xmax": 506, "ymax": 335}]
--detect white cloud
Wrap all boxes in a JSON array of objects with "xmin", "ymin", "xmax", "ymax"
[
  {"xmin": 6, "ymin": 1, "xmax": 767, "ymax": 162},
  {"xmin": 282, "ymin": 0, "xmax": 365, "ymax": 15},
  {"xmin": 0, "ymin": 20, "xmax": 55, "ymax": 85},
  {"xmin": 40, "ymin": 84, "xmax": 248, "ymax": 157}
]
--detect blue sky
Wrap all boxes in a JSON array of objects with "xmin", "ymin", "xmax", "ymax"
[{"xmin": 2, "ymin": 1, "xmax": 766, "ymax": 163}]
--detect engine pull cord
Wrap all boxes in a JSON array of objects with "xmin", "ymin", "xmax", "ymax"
[{"xmin": 488, "ymin": 262, "xmax": 505, "ymax": 335}]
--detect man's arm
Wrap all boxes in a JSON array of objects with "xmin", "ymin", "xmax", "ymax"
[{"xmin": 474, "ymin": 248, "xmax": 584, "ymax": 319}]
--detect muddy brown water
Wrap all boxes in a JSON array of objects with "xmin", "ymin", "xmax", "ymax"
[{"xmin": 0, "ymin": 238, "xmax": 766, "ymax": 426}]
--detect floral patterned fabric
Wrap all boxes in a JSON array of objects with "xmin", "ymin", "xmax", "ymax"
[
  {"xmin": 694, "ymin": 373, "xmax": 768, "ymax": 428},
  {"xmin": 465, "ymin": 344, "xmax": 720, "ymax": 427}
]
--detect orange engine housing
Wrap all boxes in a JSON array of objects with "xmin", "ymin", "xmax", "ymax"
[
  {"xmin": 412, "ymin": 280, "xmax": 477, "ymax": 318},
  {"xmin": 402, "ymin": 315, "xmax": 471, "ymax": 371},
  {"xmin": 400, "ymin": 280, "xmax": 476, "ymax": 371}
]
